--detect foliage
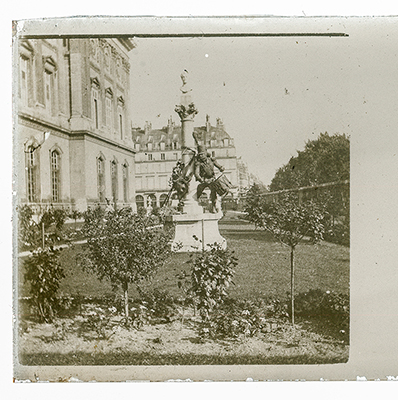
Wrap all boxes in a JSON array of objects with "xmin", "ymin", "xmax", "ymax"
[
  {"xmin": 83, "ymin": 310, "xmax": 114, "ymax": 339},
  {"xmin": 137, "ymin": 289, "xmax": 178, "ymax": 323},
  {"xmin": 243, "ymin": 184, "xmax": 269, "ymax": 228},
  {"xmin": 324, "ymin": 219, "xmax": 350, "ymax": 246},
  {"xmin": 18, "ymin": 205, "xmax": 38, "ymax": 249},
  {"xmin": 251, "ymin": 192, "xmax": 327, "ymax": 247},
  {"xmin": 23, "ymin": 246, "xmax": 65, "ymax": 322},
  {"xmin": 80, "ymin": 206, "xmax": 172, "ymax": 318},
  {"xmin": 18, "ymin": 205, "xmax": 69, "ymax": 250},
  {"xmin": 293, "ymin": 289, "xmax": 350, "ymax": 341},
  {"xmin": 69, "ymin": 210, "xmax": 82, "ymax": 222},
  {"xmin": 189, "ymin": 242, "xmax": 238, "ymax": 320},
  {"xmin": 198, "ymin": 297, "xmax": 288, "ymax": 339},
  {"xmin": 269, "ymin": 132, "xmax": 350, "ymax": 191}
]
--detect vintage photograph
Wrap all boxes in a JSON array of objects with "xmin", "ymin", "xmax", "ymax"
[{"xmin": 11, "ymin": 16, "xmax": 397, "ymax": 382}]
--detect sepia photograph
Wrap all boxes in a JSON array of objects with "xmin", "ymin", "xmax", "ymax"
[{"xmin": 11, "ymin": 15, "xmax": 398, "ymax": 383}]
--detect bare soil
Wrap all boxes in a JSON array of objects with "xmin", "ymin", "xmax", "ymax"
[{"xmin": 18, "ymin": 308, "xmax": 349, "ymax": 366}]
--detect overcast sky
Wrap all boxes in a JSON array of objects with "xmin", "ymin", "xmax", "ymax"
[{"xmin": 128, "ymin": 33, "xmax": 358, "ymax": 185}]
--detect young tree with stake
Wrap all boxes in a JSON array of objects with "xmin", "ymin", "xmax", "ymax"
[
  {"xmin": 81, "ymin": 207, "xmax": 171, "ymax": 321},
  {"xmin": 245, "ymin": 191, "xmax": 326, "ymax": 325}
]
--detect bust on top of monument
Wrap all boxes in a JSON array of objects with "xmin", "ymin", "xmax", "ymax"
[{"xmin": 180, "ymin": 69, "xmax": 192, "ymax": 94}]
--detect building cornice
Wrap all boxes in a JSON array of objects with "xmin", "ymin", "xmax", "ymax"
[
  {"xmin": 18, "ymin": 112, "xmax": 135, "ymax": 155},
  {"xmin": 117, "ymin": 38, "xmax": 136, "ymax": 52},
  {"xmin": 70, "ymin": 131, "xmax": 136, "ymax": 155},
  {"xmin": 18, "ymin": 112, "xmax": 70, "ymax": 138}
]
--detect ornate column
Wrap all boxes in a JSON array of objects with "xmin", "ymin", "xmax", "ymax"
[
  {"xmin": 174, "ymin": 71, "xmax": 202, "ymax": 214},
  {"xmin": 168, "ymin": 71, "xmax": 226, "ymax": 252}
]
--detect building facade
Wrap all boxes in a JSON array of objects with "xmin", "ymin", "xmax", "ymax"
[
  {"xmin": 132, "ymin": 115, "xmax": 240, "ymax": 210},
  {"xmin": 16, "ymin": 38, "xmax": 136, "ymax": 213}
]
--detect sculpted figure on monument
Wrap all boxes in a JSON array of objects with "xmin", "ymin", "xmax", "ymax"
[
  {"xmin": 194, "ymin": 145, "xmax": 232, "ymax": 213},
  {"xmin": 170, "ymin": 160, "xmax": 190, "ymax": 199}
]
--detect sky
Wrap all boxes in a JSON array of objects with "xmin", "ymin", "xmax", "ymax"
[{"xmin": 129, "ymin": 32, "xmax": 355, "ymax": 186}]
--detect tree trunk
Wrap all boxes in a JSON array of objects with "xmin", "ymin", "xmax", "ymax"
[
  {"xmin": 122, "ymin": 281, "xmax": 129, "ymax": 318},
  {"xmin": 290, "ymin": 246, "xmax": 295, "ymax": 326}
]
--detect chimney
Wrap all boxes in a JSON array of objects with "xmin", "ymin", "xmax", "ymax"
[
  {"xmin": 167, "ymin": 116, "xmax": 174, "ymax": 134},
  {"xmin": 144, "ymin": 121, "xmax": 152, "ymax": 134},
  {"xmin": 216, "ymin": 117, "xmax": 223, "ymax": 128},
  {"xmin": 206, "ymin": 114, "xmax": 211, "ymax": 132}
]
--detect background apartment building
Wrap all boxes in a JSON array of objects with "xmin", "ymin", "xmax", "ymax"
[
  {"xmin": 131, "ymin": 115, "xmax": 240, "ymax": 210},
  {"xmin": 16, "ymin": 37, "xmax": 136, "ymax": 213}
]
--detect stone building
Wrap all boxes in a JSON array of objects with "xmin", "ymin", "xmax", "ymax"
[
  {"xmin": 132, "ymin": 115, "xmax": 240, "ymax": 210},
  {"xmin": 236, "ymin": 157, "xmax": 252, "ymax": 194},
  {"xmin": 16, "ymin": 38, "xmax": 136, "ymax": 213}
]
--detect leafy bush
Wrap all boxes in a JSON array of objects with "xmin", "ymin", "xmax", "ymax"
[
  {"xmin": 138, "ymin": 289, "xmax": 178, "ymax": 323},
  {"xmin": 324, "ymin": 221, "xmax": 350, "ymax": 246},
  {"xmin": 18, "ymin": 205, "xmax": 70, "ymax": 250},
  {"xmin": 190, "ymin": 243, "xmax": 238, "ymax": 320},
  {"xmin": 18, "ymin": 205, "xmax": 38, "ymax": 249},
  {"xmin": 197, "ymin": 297, "xmax": 288, "ymax": 339},
  {"xmin": 292, "ymin": 289, "xmax": 349, "ymax": 340},
  {"xmin": 83, "ymin": 312, "xmax": 113, "ymax": 339},
  {"xmin": 23, "ymin": 247, "xmax": 65, "ymax": 322}
]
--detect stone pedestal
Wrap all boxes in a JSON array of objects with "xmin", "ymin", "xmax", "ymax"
[{"xmin": 168, "ymin": 212, "xmax": 226, "ymax": 252}]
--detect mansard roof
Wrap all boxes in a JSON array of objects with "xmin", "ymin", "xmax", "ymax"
[{"xmin": 132, "ymin": 118, "xmax": 233, "ymax": 146}]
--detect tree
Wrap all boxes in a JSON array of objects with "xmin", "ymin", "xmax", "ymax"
[
  {"xmin": 24, "ymin": 246, "xmax": 65, "ymax": 322},
  {"xmin": 243, "ymin": 183, "xmax": 268, "ymax": 228},
  {"xmin": 269, "ymin": 132, "xmax": 350, "ymax": 191},
  {"xmin": 81, "ymin": 207, "xmax": 172, "ymax": 319},
  {"xmin": 245, "ymin": 192, "xmax": 326, "ymax": 325}
]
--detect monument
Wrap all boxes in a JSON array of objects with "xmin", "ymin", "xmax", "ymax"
[{"xmin": 166, "ymin": 71, "xmax": 231, "ymax": 252}]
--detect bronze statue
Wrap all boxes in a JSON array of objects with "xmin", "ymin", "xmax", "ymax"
[{"xmin": 194, "ymin": 145, "xmax": 231, "ymax": 213}]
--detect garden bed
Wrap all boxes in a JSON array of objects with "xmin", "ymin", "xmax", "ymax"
[{"xmin": 18, "ymin": 303, "xmax": 349, "ymax": 366}]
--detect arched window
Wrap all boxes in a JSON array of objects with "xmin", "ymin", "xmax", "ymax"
[
  {"xmin": 19, "ymin": 55, "xmax": 30, "ymax": 106},
  {"xmin": 118, "ymin": 96, "xmax": 125, "ymax": 140},
  {"xmin": 122, "ymin": 163, "xmax": 129, "ymax": 203},
  {"xmin": 105, "ymin": 87, "xmax": 114, "ymax": 133},
  {"xmin": 136, "ymin": 195, "xmax": 145, "ymax": 210},
  {"xmin": 147, "ymin": 194, "xmax": 157, "ymax": 208},
  {"xmin": 159, "ymin": 193, "xmax": 168, "ymax": 207},
  {"xmin": 43, "ymin": 56, "xmax": 57, "ymax": 116},
  {"xmin": 91, "ymin": 77, "xmax": 100, "ymax": 130},
  {"xmin": 19, "ymin": 40, "xmax": 34, "ymax": 107},
  {"xmin": 97, "ymin": 156, "xmax": 105, "ymax": 202},
  {"xmin": 111, "ymin": 159, "xmax": 118, "ymax": 203},
  {"xmin": 51, "ymin": 150, "xmax": 61, "ymax": 202},
  {"xmin": 26, "ymin": 146, "xmax": 38, "ymax": 202}
]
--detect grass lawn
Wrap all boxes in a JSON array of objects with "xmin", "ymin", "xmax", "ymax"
[
  {"xmin": 17, "ymin": 219, "xmax": 349, "ymax": 302},
  {"xmin": 16, "ymin": 216, "xmax": 350, "ymax": 367}
]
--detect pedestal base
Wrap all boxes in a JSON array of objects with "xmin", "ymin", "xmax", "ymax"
[{"xmin": 167, "ymin": 212, "xmax": 226, "ymax": 252}]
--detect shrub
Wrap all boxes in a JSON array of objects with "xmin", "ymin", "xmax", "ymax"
[
  {"xmin": 197, "ymin": 297, "xmax": 288, "ymax": 339},
  {"xmin": 18, "ymin": 205, "xmax": 38, "ymax": 249},
  {"xmin": 293, "ymin": 289, "xmax": 349, "ymax": 340},
  {"xmin": 138, "ymin": 289, "xmax": 178, "ymax": 323},
  {"xmin": 23, "ymin": 247, "xmax": 65, "ymax": 322},
  {"xmin": 18, "ymin": 205, "xmax": 70, "ymax": 250},
  {"xmin": 190, "ymin": 242, "xmax": 238, "ymax": 320}
]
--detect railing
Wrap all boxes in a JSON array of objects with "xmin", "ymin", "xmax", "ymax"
[
  {"xmin": 251, "ymin": 180, "xmax": 350, "ymax": 204},
  {"xmin": 20, "ymin": 202, "xmax": 76, "ymax": 215}
]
